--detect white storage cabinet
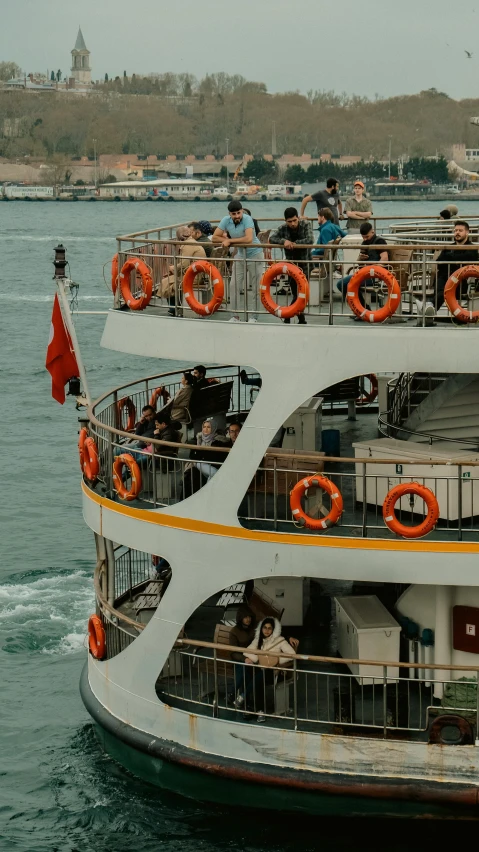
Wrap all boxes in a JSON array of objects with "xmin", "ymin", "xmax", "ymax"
[{"xmin": 334, "ymin": 595, "xmax": 401, "ymax": 683}]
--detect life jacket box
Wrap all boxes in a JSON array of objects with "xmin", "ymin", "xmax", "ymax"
[
  {"xmin": 334, "ymin": 595, "xmax": 401, "ymax": 684},
  {"xmin": 353, "ymin": 437, "xmax": 479, "ymax": 522},
  {"xmin": 282, "ymin": 396, "xmax": 323, "ymax": 452}
]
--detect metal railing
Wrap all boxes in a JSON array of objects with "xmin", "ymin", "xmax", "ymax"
[
  {"xmin": 112, "ymin": 219, "xmax": 479, "ymax": 327},
  {"xmin": 94, "ymin": 560, "xmax": 144, "ymax": 659},
  {"xmin": 159, "ymin": 638, "xmax": 479, "ymax": 740}
]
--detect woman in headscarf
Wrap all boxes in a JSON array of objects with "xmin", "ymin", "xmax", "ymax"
[
  {"xmin": 241, "ymin": 617, "xmax": 297, "ymax": 722},
  {"xmin": 194, "ymin": 417, "xmax": 228, "ymax": 481}
]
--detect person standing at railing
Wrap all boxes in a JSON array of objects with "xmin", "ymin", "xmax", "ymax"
[
  {"xmin": 299, "ymin": 177, "xmax": 343, "ymax": 225},
  {"xmin": 242, "ymin": 617, "xmax": 298, "ymax": 723},
  {"xmin": 158, "ymin": 225, "xmax": 206, "ymax": 316},
  {"xmin": 270, "ymin": 207, "xmax": 313, "ymax": 325},
  {"xmin": 229, "ymin": 605, "xmax": 257, "ymax": 705},
  {"xmin": 432, "ymin": 221, "xmax": 479, "ymax": 326},
  {"xmin": 212, "ymin": 200, "xmax": 264, "ymax": 316},
  {"xmin": 343, "ymin": 181, "xmax": 373, "ymax": 232}
]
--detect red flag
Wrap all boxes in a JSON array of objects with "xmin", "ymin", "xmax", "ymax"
[{"xmin": 46, "ymin": 294, "xmax": 79, "ymax": 404}]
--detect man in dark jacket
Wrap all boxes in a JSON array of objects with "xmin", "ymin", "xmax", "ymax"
[
  {"xmin": 135, "ymin": 405, "xmax": 157, "ymax": 440},
  {"xmin": 270, "ymin": 207, "xmax": 313, "ymax": 325},
  {"xmin": 435, "ymin": 221, "xmax": 479, "ymax": 321},
  {"xmin": 152, "ymin": 414, "xmax": 181, "ymax": 471},
  {"xmin": 189, "ymin": 222, "xmax": 213, "ymax": 257},
  {"xmin": 229, "ymin": 605, "xmax": 257, "ymax": 705}
]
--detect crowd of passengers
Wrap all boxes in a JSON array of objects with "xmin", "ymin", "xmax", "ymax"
[
  {"xmin": 150, "ymin": 180, "xmax": 479, "ymax": 325},
  {"xmin": 118, "ymin": 365, "xmax": 243, "ymax": 498}
]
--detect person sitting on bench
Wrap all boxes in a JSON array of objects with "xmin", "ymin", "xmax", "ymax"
[{"xmin": 194, "ymin": 417, "xmax": 228, "ymax": 481}]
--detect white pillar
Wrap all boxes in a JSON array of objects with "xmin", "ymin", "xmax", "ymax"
[{"xmin": 434, "ymin": 585, "xmax": 452, "ymax": 699}]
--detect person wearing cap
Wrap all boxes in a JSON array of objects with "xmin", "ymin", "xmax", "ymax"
[{"xmin": 343, "ymin": 181, "xmax": 373, "ymax": 231}]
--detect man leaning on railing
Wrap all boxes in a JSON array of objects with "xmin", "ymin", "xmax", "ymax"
[{"xmin": 270, "ymin": 206, "xmax": 313, "ymax": 325}]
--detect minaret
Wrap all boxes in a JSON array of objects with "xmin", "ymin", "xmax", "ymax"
[{"xmin": 71, "ymin": 27, "xmax": 91, "ymax": 86}]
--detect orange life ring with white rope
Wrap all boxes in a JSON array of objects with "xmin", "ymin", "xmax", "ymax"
[
  {"xmin": 112, "ymin": 453, "xmax": 142, "ymax": 501},
  {"xmin": 82, "ymin": 436, "xmax": 100, "ymax": 481},
  {"xmin": 356, "ymin": 374, "xmax": 378, "ymax": 405},
  {"xmin": 346, "ymin": 266, "xmax": 401, "ymax": 323},
  {"xmin": 111, "ymin": 254, "xmax": 119, "ymax": 294},
  {"xmin": 88, "ymin": 614, "xmax": 106, "ymax": 660},
  {"xmin": 290, "ymin": 475, "xmax": 343, "ymax": 531},
  {"xmin": 183, "ymin": 261, "xmax": 224, "ymax": 316},
  {"xmin": 444, "ymin": 265, "xmax": 479, "ymax": 323},
  {"xmin": 78, "ymin": 427, "xmax": 88, "ymax": 471},
  {"xmin": 149, "ymin": 385, "xmax": 171, "ymax": 408},
  {"xmin": 116, "ymin": 397, "xmax": 136, "ymax": 432},
  {"xmin": 260, "ymin": 262, "xmax": 309, "ymax": 319},
  {"xmin": 119, "ymin": 257, "xmax": 153, "ymax": 310},
  {"xmin": 383, "ymin": 482, "xmax": 439, "ymax": 539}
]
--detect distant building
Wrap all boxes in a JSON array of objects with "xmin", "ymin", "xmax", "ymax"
[{"xmin": 70, "ymin": 27, "xmax": 92, "ymax": 89}]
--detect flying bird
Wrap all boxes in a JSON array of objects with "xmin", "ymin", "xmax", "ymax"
[{"xmin": 465, "ymin": 50, "xmax": 473, "ymax": 58}]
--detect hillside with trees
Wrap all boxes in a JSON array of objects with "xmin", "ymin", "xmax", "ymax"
[{"xmin": 1, "ymin": 72, "xmax": 479, "ymax": 164}]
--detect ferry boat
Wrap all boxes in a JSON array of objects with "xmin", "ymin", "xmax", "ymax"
[{"xmin": 53, "ymin": 211, "xmax": 479, "ymax": 818}]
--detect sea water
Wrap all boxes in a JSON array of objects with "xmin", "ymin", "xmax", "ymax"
[{"xmin": 1, "ymin": 200, "xmax": 477, "ymax": 850}]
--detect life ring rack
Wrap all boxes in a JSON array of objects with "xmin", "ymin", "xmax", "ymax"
[
  {"xmin": 78, "ymin": 428, "xmax": 100, "ymax": 482},
  {"xmin": 260, "ymin": 262, "xmax": 309, "ymax": 320},
  {"xmin": 356, "ymin": 374, "xmax": 378, "ymax": 406},
  {"xmin": 116, "ymin": 396, "xmax": 136, "ymax": 432},
  {"xmin": 149, "ymin": 385, "xmax": 171, "ymax": 408},
  {"xmin": 119, "ymin": 257, "xmax": 153, "ymax": 310},
  {"xmin": 382, "ymin": 482, "xmax": 439, "ymax": 539},
  {"xmin": 88, "ymin": 614, "xmax": 106, "ymax": 660},
  {"xmin": 346, "ymin": 266, "xmax": 401, "ymax": 323},
  {"xmin": 444, "ymin": 265, "xmax": 479, "ymax": 323},
  {"xmin": 290, "ymin": 475, "xmax": 343, "ymax": 531},
  {"xmin": 112, "ymin": 453, "xmax": 142, "ymax": 501},
  {"xmin": 183, "ymin": 261, "xmax": 224, "ymax": 317}
]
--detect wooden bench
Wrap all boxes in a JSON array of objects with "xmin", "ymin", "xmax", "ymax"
[{"xmin": 135, "ymin": 580, "xmax": 163, "ymax": 624}]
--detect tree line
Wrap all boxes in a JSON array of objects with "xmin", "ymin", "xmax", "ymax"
[{"xmin": 1, "ymin": 75, "xmax": 478, "ymax": 168}]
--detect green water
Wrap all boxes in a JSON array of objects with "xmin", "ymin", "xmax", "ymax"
[{"xmin": 2, "ymin": 199, "xmax": 478, "ymax": 849}]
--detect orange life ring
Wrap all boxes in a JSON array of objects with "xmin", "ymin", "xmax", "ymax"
[
  {"xmin": 88, "ymin": 614, "xmax": 106, "ymax": 660},
  {"xmin": 82, "ymin": 436, "xmax": 100, "ymax": 481},
  {"xmin": 346, "ymin": 266, "xmax": 401, "ymax": 323},
  {"xmin": 429, "ymin": 714, "xmax": 474, "ymax": 745},
  {"xmin": 78, "ymin": 427, "xmax": 88, "ymax": 471},
  {"xmin": 116, "ymin": 396, "xmax": 136, "ymax": 432},
  {"xmin": 183, "ymin": 261, "xmax": 224, "ymax": 316},
  {"xmin": 290, "ymin": 475, "xmax": 343, "ymax": 531},
  {"xmin": 149, "ymin": 385, "xmax": 171, "ymax": 408},
  {"xmin": 260, "ymin": 262, "xmax": 309, "ymax": 319},
  {"xmin": 119, "ymin": 257, "xmax": 153, "ymax": 310},
  {"xmin": 111, "ymin": 253, "xmax": 119, "ymax": 294},
  {"xmin": 444, "ymin": 265, "xmax": 479, "ymax": 323},
  {"xmin": 112, "ymin": 453, "xmax": 142, "ymax": 501},
  {"xmin": 356, "ymin": 374, "xmax": 378, "ymax": 405},
  {"xmin": 383, "ymin": 482, "xmax": 439, "ymax": 538}
]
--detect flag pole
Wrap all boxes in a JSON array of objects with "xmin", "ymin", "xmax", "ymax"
[{"xmin": 54, "ymin": 244, "xmax": 92, "ymax": 406}]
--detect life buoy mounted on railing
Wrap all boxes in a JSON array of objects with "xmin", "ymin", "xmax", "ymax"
[
  {"xmin": 119, "ymin": 257, "xmax": 153, "ymax": 310},
  {"xmin": 88, "ymin": 614, "xmax": 106, "ymax": 660},
  {"xmin": 382, "ymin": 482, "xmax": 439, "ymax": 539},
  {"xmin": 111, "ymin": 253, "xmax": 119, "ymax": 294},
  {"xmin": 444, "ymin": 265, "xmax": 479, "ymax": 323},
  {"xmin": 356, "ymin": 374, "xmax": 378, "ymax": 405},
  {"xmin": 112, "ymin": 453, "xmax": 142, "ymax": 501},
  {"xmin": 79, "ymin": 427, "xmax": 100, "ymax": 481},
  {"xmin": 346, "ymin": 267, "xmax": 401, "ymax": 323},
  {"xmin": 183, "ymin": 261, "xmax": 224, "ymax": 316},
  {"xmin": 116, "ymin": 396, "xmax": 136, "ymax": 432},
  {"xmin": 260, "ymin": 262, "xmax": 309, "ymax": 319},
  {"xmin": 290, "ymin": 475, "xmax": 343, "ymax": 531},
  {"xmin": 149, "ymin": 385, "xmax": 171, "ymax": 408}
]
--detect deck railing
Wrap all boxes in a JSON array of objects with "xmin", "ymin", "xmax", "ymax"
[
  {"xmin": 112, "ymin": 218, "xmax": 479, "ymax": 327},
  {"xmin": 158, "ymin": 638, "xmax": 479, "ymax": 740}
]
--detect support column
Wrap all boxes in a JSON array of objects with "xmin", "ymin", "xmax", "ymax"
[{"xmin": 434, "ymin": 585, "xmax": 452, "ymax": 699}]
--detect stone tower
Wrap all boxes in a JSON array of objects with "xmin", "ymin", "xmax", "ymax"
[{"xmin": 71, "ymin": 27, "xmax": 91, "ymax": 86}]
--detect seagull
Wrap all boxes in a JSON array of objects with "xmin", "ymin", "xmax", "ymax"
[{"xmin": 465, "ymin": 50, "xmax": 473, "ymax": 58}]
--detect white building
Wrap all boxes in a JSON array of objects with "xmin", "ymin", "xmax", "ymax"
[{"xmin": 98, "ymin": 179, "xmax": 213, "ymax": 198}]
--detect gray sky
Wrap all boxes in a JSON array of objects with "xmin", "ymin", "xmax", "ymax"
[{"xmin": 1, "ymin": 0, "xmax": 478, "ymax": 100}]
